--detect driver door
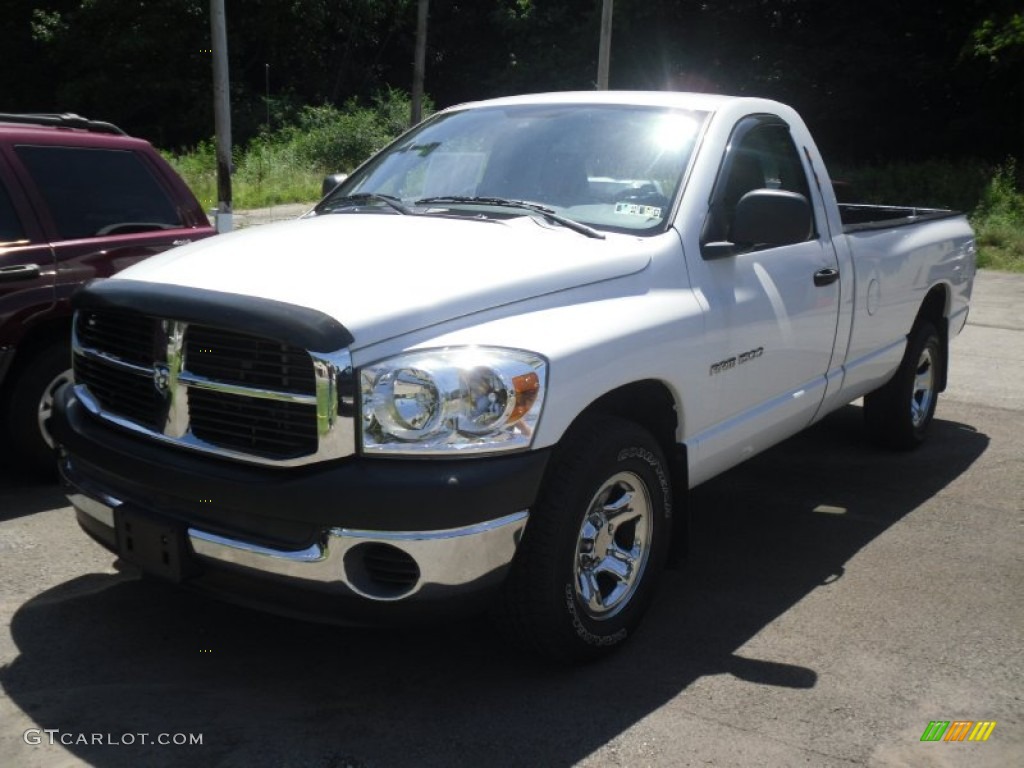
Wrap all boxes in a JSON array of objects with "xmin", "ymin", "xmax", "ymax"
[{"xmin": 689, "ymin": 117, "xmax": 841, "ymax": 478}]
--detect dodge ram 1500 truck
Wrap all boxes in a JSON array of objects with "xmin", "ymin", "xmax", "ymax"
[{"xmin": 52, "ymin": 92, "xmax": 975, "ymax": 661}]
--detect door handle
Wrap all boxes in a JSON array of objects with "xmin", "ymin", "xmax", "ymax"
[
  {"xmin": 813, "ymin": 268, "xmax": 839, "ymax": 287},
  {"xmin": 0, "ymin": 263, "xmax": 41, "ymax": 283}
]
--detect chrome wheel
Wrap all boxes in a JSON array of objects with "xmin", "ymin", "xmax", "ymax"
[
  {"xmin": 864, "ymin": 320, "xmax": 943, "ymax": 451},
  {"xmin": 574, "ymin": 470, "xmax": 653, "ymax": 620},
  {"xmin": 37, "ymin": 368, "xmax": 73, "ymax": 449},
  {"xmin": 910, "ymin": 345, "xmax": 936, "ymax": 429},
  {"xmin": 497, "ymin": 416, "xmax": 670, "ymax": 661}
]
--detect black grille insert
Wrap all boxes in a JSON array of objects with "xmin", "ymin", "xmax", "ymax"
[
  {"xmin": 185, "ymin": 326, "xmax": 315, "ymax": 394},
  {"xmin": 76, "ymin": 311, "xmax": 159, "ymax": 366},
  {"xmin": 188, "ymin": 388, "xmax": 317, "ymax": 459},
  {"xmin": 74, "ymin": 353, "xmax": 165, "ymax": 431}
]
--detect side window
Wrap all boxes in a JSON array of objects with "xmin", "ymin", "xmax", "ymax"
[
  {"xmin": 742, "ymin": 125, "xmax": 812, "ymax": 199},
  {"xmin": 705, "ymin": 121, "xmax": 814, "ymax": 245},
  {"xmin": 15, "ymin": 146, "xmax": 183, "ymax": 239},
  {"xmin": 0, "ymin": 180, "xmax": 26, "ymax": 244}
]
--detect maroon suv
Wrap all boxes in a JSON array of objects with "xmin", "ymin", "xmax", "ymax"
[{"xmin": 0, "ymin": 113, "xmax": 215, "ymax": 474}]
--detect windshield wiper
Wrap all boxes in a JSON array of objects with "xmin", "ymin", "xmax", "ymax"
[
  {"xmin": 414, "ymin": 196, "xmax": 605, "ymax": 240},
  {"xmin": 316, "ymin": 193, "xmax": 412, "ymax": 215}
]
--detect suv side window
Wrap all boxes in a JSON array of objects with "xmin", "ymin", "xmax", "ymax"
[
  {"xmin": 0, "ymin": 180, "xmax": 26, "ymax": 244},
  {"xmin": 15, "ymin": 146, "xmax": 183, "ymax": 239}
]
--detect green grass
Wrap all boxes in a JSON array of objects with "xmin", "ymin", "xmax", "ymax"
[
  {"xmin": 970, "ymin": 161, "xmax": 1024, "ymax": 272},
  {"xmin": 974, "ymin": 215, "xmax": 1024, "ymax": 272},
  {"xmin": 166, "ymin": 140, "xmax": 322, "ymax": 211},
  {"xmin": 164, "ymin": 88, "xmax": 425, "ymax": 211}
]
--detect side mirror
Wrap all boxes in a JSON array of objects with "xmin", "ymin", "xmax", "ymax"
[
  {"xmin": 733, "ymin": 189, "xmax": 812, "ymax": 247},
  {"xmin": 322, "ymin": 173, "xmax": 348, "ymax": 198},
  {"xmin": 702, "ymin": 189, "xmax": 813, "ymax": 259}
]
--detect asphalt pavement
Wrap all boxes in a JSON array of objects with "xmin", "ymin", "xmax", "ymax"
[{"xmin": 0, "ymin": 269, "xmax": 1020, "ymax": 767}]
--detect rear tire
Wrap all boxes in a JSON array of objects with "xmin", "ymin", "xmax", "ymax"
[
  {"xmin": 497, "ymin": 415, "xmax": 672, "ymax": 662},
  {"xmin": 864, "ymin": 321, "xmax": 942, "ymax": 450},
  {"xmin": 4, "ymin": 341, "xmax": 72, "ymax": 477}
]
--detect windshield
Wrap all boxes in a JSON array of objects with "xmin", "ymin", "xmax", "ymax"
[{"xmin": 320, "ymin": 103, "xmax": 708, "ymax": 235}]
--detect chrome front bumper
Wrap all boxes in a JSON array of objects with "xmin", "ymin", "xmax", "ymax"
[{"xmin": 68, "ymin": 486, "xmax": 528, "ymax": 604}]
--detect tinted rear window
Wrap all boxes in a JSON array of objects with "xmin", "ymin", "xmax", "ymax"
[{"xmin": 15, "ymin": 145, "xmax": 182, "ymax": 239}]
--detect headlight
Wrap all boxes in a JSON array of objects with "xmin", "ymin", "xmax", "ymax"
[{"xmin": 360, "ymin": 348, "xmax": 546, "ymax": 455}]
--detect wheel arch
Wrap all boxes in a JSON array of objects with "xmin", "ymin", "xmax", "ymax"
[
  {"xmin": 0, "ymin": 316, "xmax": 72, "ymax": 396},
  {"xmin": 554, "ymin": 379, "xmax": 689, "ymax": 561},
  {"xmin": 913, "ymin": 284, "xmax": 950, "ymax": 392}
]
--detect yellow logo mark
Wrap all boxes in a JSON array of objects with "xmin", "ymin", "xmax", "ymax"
[{"xmin": 969, "ymin": 721, "xmax": 997, "ymax": 742}]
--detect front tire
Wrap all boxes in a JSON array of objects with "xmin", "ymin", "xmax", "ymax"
[
  {"xmin": 498, "ymin": 416, "xmax": 672, "ymax": 662},
  {"xmin": 864, "ymin": 320, "xmax": 943, "ymax": 450}
]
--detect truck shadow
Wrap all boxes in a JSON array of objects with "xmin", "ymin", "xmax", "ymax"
[
  {"xmin": 0, "ymin": 445, "xmax": 67, "ymax": 520},
  {"xmin": 0, "ymin": 405, "xmax": 988, "ymax": 767}
]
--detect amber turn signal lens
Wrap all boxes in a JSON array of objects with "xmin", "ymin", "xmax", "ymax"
[{"xmin": 509, "ymin": 372, "xmax": 540, "ymax": 424}]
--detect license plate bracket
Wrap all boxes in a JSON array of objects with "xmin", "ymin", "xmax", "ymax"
[{"xmin": 115, "ymin": 506, "xmax": 191, "ymax": 583}]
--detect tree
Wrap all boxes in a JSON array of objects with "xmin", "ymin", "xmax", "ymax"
[
  {"xmin": 966, "ymin": 7, "xmax": 1024, "ymax": 164},
  {"xmin": 1, "ymin": 0, "xmax": 1018, "ymax": 165}
]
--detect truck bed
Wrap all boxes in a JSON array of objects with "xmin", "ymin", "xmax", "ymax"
[{"xmin": 839, "ymin": 203, "xmax": 962, "ymax": 233}]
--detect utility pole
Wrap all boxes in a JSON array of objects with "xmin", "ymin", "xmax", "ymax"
[
  {"xmin": 597, "ymin": 0, "xmax": 613, "ymax": 90},
  {"xmin": 210, "ymin": 0, "xmax": 232, "ymax": 232},
  {"xmin": 265, "ymin": 63, "xmax": 271, "ymax": 131},
  {"xmin": 411, "ymin": 0, "xmax": 429, "ymax": 126}
]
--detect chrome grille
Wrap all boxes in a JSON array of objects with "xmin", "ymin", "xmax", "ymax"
[{"xmin": 72, "ymin": 309, "xmax": 354, "ymax": 466}]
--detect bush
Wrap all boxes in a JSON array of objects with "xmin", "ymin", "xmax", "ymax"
[
  {"xmin": 165, "ymin": 89, "xmax": 430, "ymax": 209},
  {"xmin": 971, "ymin": 161, "xmax": 1024, "ymax": 272},
  {"xmin": 829, "ymin": 159, "xmax": 993, "ymax": 212},
  {"xmin": 162, "ymin": 141, "xmax": 217, "ymax": 209},
  {"xmin": 973, "ymin": 160, "xmax": 1024, "ymax": 219},
  {"xmin": 283, "ymin": 103, "xmax": 390, "ymax": 174},
  {"xmin": 830, "ymin": 158, "xmax": 1024, "ymax": 272},
  {"xmin": 286, "ymin": 89, "xmax": 431, "ymax": 173}
]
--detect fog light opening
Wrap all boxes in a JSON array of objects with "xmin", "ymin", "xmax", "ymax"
[{"xmin": 344, "ymin": 542, "xmax": 421, "ymax": 599}]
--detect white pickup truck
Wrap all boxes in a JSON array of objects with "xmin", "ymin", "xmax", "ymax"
[{"xmin": 52, "ymin": 92, "xmax": 975, "ymax": 661}]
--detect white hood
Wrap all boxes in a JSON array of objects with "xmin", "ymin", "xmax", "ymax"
[{"xmin": 114, "ymin": 213, "xmax": 651, "ymax": 348}]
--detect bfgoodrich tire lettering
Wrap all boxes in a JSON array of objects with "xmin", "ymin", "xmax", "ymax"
[
  {"xmin": 864, "ymin": 320, "xmax": 943, "ymax": 450},
  {"xmin": 497, "ymin": 415, "xmax": 672, "ymax": 662}
]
